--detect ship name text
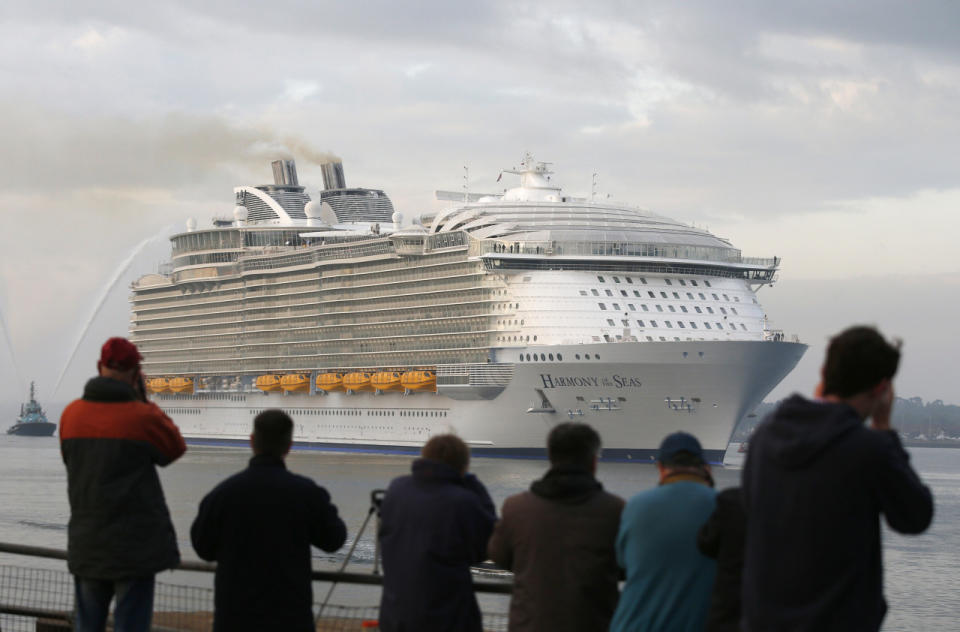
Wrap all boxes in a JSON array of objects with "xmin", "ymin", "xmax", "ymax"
[{"xmin": 539, "ymin": 374, "xmax": 642, "ymax": 389}]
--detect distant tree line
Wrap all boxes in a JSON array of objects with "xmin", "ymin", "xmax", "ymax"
[{"xmin": 732, "ymin": 397, "xmax": 960, "ymax": 442}]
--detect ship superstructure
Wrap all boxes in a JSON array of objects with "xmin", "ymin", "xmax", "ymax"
[
  {"xmin": 131, "ymin": 155, "xmax": 805, "ymax": 461},
  {"xmin": 8, "ymin": 382, "xmax": 56, "ymax": 436}
]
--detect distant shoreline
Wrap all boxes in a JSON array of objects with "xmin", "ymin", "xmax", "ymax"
[{"xmin": 901, "ymin": 439, "xmax": 960, "ymax": 449}]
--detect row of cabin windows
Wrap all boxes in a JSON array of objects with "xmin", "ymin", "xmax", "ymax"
[
  {"xmin": 599, "ymin": 302, "xmax": 738, "ymax": 316},
  {"xmin": 629, "ymin": 319, "xmax": 749, "ymax": 331},
  {"xmin": 596, "ymin": 275, "xmax": 713, "ymax": 288},
  {"xmin": 583, "ymin": 288, "xmax": 740, "ymax": 303},
  {"xmin": 518, "ymin": 353, "xmax": 602, "ymax": 362}
]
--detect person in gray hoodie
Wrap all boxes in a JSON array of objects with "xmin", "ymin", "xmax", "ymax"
[
  {"xmin": 488, "ymin": 423, "xmax": 624, "ymax": 632},
  {"xmin": 742, "ymin": 326, "xmax": 933, "ymax": 632}
]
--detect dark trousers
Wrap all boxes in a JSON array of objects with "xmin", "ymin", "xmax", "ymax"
[{"xmin": 73, "ymin": 575, "xmax": 154, "ymax": 632}]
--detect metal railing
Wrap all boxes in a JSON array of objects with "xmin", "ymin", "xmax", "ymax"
[{"xmin": 0, "ymin": 542, "xmax": 511, "ymax": 632}]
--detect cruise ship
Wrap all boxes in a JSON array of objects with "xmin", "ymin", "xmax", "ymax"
[{"xmin": 131, "ymin": 155, "xmax": 806, "ymax": 462}]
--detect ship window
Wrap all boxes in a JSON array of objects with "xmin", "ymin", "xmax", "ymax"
[
  {"xmin": 641, "ymin": 305, "xmax": 649, "ymax": 312},
  {"xmin": 704, "ymin": 322, "xmax": 712, "ymax": 329},
  {"xmin": 656, "ymin": 305, "xmax": 663, "ymax": 312},
  {"xmin": 660, "ymin": 336, "xmax": 667, "ymax": 341},
  {"xmin": 671, "ymin": 292, "xmax": 678, "ymax": 299},
  {"xmin": 677, "ymin": 321, "xmax": 684, "ymax": 328},
  {"xmin": 723, "ymin": 294, "xmax": 730, "ymax": 301},
  {"xmin": 716, "ymin": 322, "xmax": 723, "ymax": 329},
  {"xmin": 734, "ymin": 296, "xmax": 740, "ymax": 302},
  {"xmin": 731, "ymin": 308, "xmax": 738, "ymax": 315},
  {"xmin": 648, "ymin": 291, "xmax": 655, "ymax": 298},
  {"xmin": 681, "ymin": 306, "xmax": 688, "ymax": 313},
  {"xmin": 519, "ymin": 355, "xmax": 523, "ymax": 361},
  {"xmin": 637, "ymin": 320, "xmax": 645, "ymax": 327},
  {"xmin": 612, "ymin": 303, "xmax": 620, "ymax": 310},
  {"xmin": 604, "ymin": 334, "xmax": 612, "ymax": 341},
  {"xmin": 691, "ymin": 280, "xmax": 698, "ymax": 286},
  {"xmin": 720, "ymin": 307, "xmax": 728, "ymax": 315},
  {"xmin": 712, "ymin": 293, "xmax": 719, "ymax": 300},
  {"xmin": 620, "ymin": 290, "xmax": 628, "ymax": 297},
  {"xmin": 607, "ymin": 319, "xmax": 616, "ymax": 326},
  {"xmin": 650, "ymin": 320, "xmax": 658, "ymax": 327},
  {"xmin": 626, "ymin": 277, "xmax": 633, "ymax": 284},
  {"xmin": 679, "ymin": 280, "xmax": 686, "ymax": 286},
  {"xmin": 557, "ymin": 354, "xmax": 562, "ymax": 361},
  {"xmin": 668, "ymin": 305, "xmax": 676, "ymax": 312},
  {"xmin": 613, "ymin": 276, "xmax": 621, "ymax": 283},
  {"xmin": 591, "ymin": 289, "xmax": 599, "ymax": 296},
  {"xmin": 640, "ymin": 278, "xmax": 648, "ymax": 284},
  {"xmin": 605, "ymin": 289, "xmax": 613, "ymax": 297},
  {"xmin": 706, "ymin": 307, "xmax": 714, "ymax": 314},
  {"xmin": 729, "ymin": 323, "xmax": 736, "ymax": 330},
  {"xmin": 665, "ymin": 321, "xmax": 673, "ymax": 328},
  {"xmin": 633, "ymin": 290, "xmax": 641, "ymax": 297},
  {"xmin": 690, "ymin": 322, "xmax": 698, "ymax": 329},
  {"xmin": 665, "ymin": 279, "xmax": 672, "ymax": 285},
  {"xmin": 703, "ymin": 280, "xmax": 711, "ymax": 287},
  {"xmin": 660, "ymin": 292, "xmax": 667, "ymax": 298},
  {"xmin": 740, "ymin": 323, "xmax": 747, "ymax": 330},
  {"xmin": 597, "ymin": 276, "xmax": 605, "ymax": 282},
  {"xmin": 699, "ymin": 293, "xmax": 706, "ymax": 300},
  {"xmin": 526, "ymin": 354, "xmax": 531, "ymax": 361},
  {"xmin": 548, "ymin": 354, "xmax": 554, "ymax": 361},
  {"xmin": 534, "ymin": 336, "xmax": 537, "ymax": 341},
  {"xmin": 628, "ymin": 304, "xmax": 636, "ymax": 311},
  {"xmin": 579, "ymin": 290, "xmax": 588, "ymax": 296},
  {"xmin": 694, "ymin": 307, "xmax": 702, "ymax": 313},
  {"xmin": 594, "ymin": 354, "xmax": 600, "ymax": 359},
  {"xmin": 622, "ymin": 319, "xmax": 629, "ymax": 326},
  {"xmin": 575, "ymin": 354, "xmax": 580, "ymax": 359},
  {"xmin": 598, "ymin": 303, "xmax": 607, "ymax": 310}
]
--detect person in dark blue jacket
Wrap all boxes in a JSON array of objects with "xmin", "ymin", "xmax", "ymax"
[
  {"xmin": 378, "ymin": 434, "xmax": 496, "ymax": 632},
  {"xmin": 742, "ymin": 326, "xmax": 933, "ymax": 631},
  {"xmin": 191, "ymin": 409, "xmax": 347, "ymax": 632}
]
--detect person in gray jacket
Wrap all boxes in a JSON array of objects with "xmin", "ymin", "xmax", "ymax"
[{"xmin": 488, "ymin": 423, "xmax": 624, "ymax": 632}]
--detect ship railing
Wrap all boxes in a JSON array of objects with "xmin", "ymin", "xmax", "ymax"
[
  {"xmin": 436, "ymin": 363, "xmax": 515, "ymax": 387},
  {"xmin": 0, "ymin": 542, "xmax": 511, "ymax": 632}
]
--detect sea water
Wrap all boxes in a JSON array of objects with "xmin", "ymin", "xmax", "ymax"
[{"xmin": 0, "ymin": 433, "xmax": 955, "ymax": 631}]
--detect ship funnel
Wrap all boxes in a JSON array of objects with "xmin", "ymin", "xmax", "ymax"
[
  {"xmin": 321, "ymin": 161, "xmax": 346, "ymax": 190},
  {"xmin": 271, "ymin": 159, "xmax": 299, "ymax": 186}
]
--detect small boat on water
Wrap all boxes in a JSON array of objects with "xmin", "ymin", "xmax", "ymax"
[{"xmin": 7, "ymin": 382, "xmax": 57, "ymax": 437}]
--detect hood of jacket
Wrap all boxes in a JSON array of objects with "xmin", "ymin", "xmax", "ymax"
[
  {"xmin": 530, "ymin": 465, "xmax": 603, "ymax": 505},
  {"xmin": 763, "ymin": 394, "xmax": 864, "ymax": 469},
  {"xmin": 82, "ymin": 376, "xmax": 137, "ymax": 403}
]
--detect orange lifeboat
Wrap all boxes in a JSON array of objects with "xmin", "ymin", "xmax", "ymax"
[
  {"xmin": 255, "ymin": 375, "xmax": 282, "ymax": 392},
  {"xmin": 343, "ymin": 372, "xmax": 373, "ymax": 393},
  {"xmin": 169, "ymin": 377, "xmax": 194, "ymax": 394},
  {"xmin": 146, "ymin": 378, "xmax": 170, "ymax": 394},
  {"xmin": 401, "ymin": 370, "xmax": 437, "ymax": 393},
  {"xmin": 316, "ymin": 372, "xmax": 345, "ymax": 393},
  {"xmin": 372, "ymin": 371, "xmax": 404, "ymax": 393},
  {"xmin": 280, "ymin": 374, "xmax": 310, "ymax": 393}
]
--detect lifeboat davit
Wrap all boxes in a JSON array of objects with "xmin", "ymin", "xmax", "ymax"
[
  {"xmin": 343, "ymin": 372, "xmax": 373, "ymax": 393},
  {"xmin": 280, "ymin": 374, "xmax": 310, "ymax": 393},
  {"xmin": 255, "ymin": 375, "xmax": 282, "ymax": 392},
  {"xmin": 401, "ymin": 370, "xmax": 437, "ymax": 393},
  {"xmin": 316, "ymin": 372, "xmax": 345, "ymax": 393},
  {"xmin": 146, "ymin": 378, "xmax": 170, "ymax": 393},
  {"xmin": 169, "ymin": 377, "xmax": 194, "ymax": 394},
  {"xmin": 372, "ymin": 371, "xmax": 404, "ymax": 393}
]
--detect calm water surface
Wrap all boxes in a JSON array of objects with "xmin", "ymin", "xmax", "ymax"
[{"xmin": 0, "ymin": 434, "xmax": 955, "ymax": 630}]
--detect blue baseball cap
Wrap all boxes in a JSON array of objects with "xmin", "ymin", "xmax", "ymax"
[{"xmin": 657, "ymin": 432, "xmax": 705, "ymax": 464}]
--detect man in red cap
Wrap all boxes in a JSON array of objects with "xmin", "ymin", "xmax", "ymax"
[{"xmin": 60, "ymin": 337, "xmax": 186, "ymax": 632}]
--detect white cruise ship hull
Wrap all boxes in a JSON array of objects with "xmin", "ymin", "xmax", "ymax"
[{"xmin": 155, "ymin": 340, "xmax": 805, "ymax": 462}]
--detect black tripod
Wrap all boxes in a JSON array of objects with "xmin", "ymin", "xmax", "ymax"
[{"xmin": 316, "ymin": 489, "xmax": 386, "ymax": 621}]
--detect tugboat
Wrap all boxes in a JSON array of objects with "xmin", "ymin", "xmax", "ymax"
[{"xmin": 7, "ymin": 382, "xmax": 57, "ymax": 436}]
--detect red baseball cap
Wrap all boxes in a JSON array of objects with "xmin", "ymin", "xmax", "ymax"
[{"xmin": 99, "ymin": 337, "xmax": 143, "ymax": 371}]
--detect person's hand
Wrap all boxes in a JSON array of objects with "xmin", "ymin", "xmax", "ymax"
[
  {"xmin": 870, "ymin": 382, "xmax": 894, "ymax": 431},
  {"xmin": 134, "ymin": 370, "xmax": 148, "ymax": 403}
]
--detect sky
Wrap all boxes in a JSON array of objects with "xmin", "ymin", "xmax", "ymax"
[{"xmin": 1, "ymin": 0, "xmax": 959, "ymax": 411}]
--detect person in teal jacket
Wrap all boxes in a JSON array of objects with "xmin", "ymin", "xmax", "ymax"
[{"xmin": 610, "ymin": 432, "xmax": 717, "ymax": 632}]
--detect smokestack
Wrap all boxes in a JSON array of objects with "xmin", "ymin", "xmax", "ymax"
[
  {"xmin": 321, "ymin": 161, "xmax": 346, "ymax": 190},
  {"xmin": 271, "ymin": 159, "xmax": 299, "ymax": 186}
]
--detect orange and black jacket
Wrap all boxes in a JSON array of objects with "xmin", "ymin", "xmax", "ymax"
[{"xmin": 60, "ymin": 376, "xmax": 187, "ymax": 579}]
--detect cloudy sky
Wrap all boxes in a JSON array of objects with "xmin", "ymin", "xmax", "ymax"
[{"xmin": 1, "ymin": 1, "xmax": 958, "ymax": 411}]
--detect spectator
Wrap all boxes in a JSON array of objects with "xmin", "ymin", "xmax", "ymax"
[
  {"xmin": 59, "ymin": 337, "xmax": 186, "ymax": 632},
  {"xmin": 378, "ymin": 434, "xmax": 496, "ymax": 632},
  {"xmin": 191, "ymin": 409, "xmax": 346, "ymax": 631},
  {"xmin": 487, "ymin": 422, "xmax": 623, "ymax": 632},
  {"xmin": 697, "ymin": 487, "xmax": 747, "ymax": 632},
  {"xmin": 742, "ymin": 326, "xmax": 933, "ymax": 631},
  {"xmin": 610, "ymin": 432, "xmax": 717, "ymax": 632}
]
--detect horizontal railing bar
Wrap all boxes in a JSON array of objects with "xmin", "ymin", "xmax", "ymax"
[{"xmin": 0, "ymin": 542, "xmax": 514, "ymax": 595}]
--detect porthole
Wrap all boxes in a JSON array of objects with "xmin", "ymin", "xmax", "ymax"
[
  {"xmin": 575, "ymin": 354, "xmax": 581, "ymax": 360},
  {"xmin": 548, "ymin": 353, "xmax": 554, "ymax": 361},
  {"xmin": 557, "ymin": 353, "xmax": 563, "ymax": 361}
]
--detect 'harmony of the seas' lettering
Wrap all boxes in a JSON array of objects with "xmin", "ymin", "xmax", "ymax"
[{"xmin": 540, "ymin": 374, "xmax": 643, "ymax": 389}]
